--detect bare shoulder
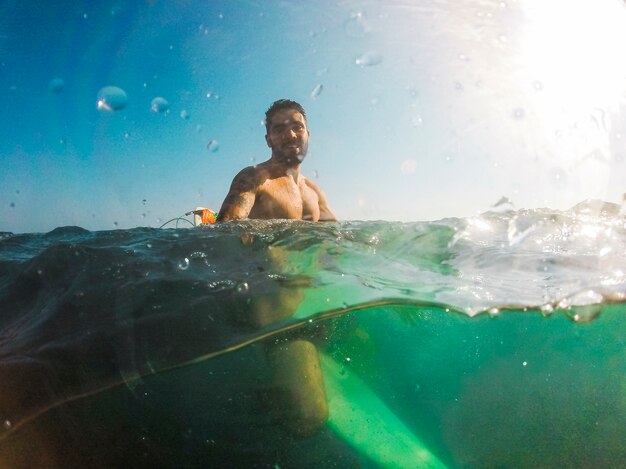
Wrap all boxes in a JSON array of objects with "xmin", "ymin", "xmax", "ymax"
[
  {"xmin": 217, "ymin": 165, "xmax": 266, "ymax": 221},
  {"xmin": 232, "ymin": 165, "xmax": 263, "ymax": 188}
]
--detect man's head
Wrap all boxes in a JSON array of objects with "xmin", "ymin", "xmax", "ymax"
[
  {"xmin": 265, "ymin": 99, "xmax": 307, "ymax": 133},
  {"xmin": 264, "ymin": 99, "xmax": 310, "ymax": 166}
]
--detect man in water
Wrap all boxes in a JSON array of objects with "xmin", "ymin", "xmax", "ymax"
[{"xmin": 217, "ymin": 99, "xmax": 337, "ymax": 222}]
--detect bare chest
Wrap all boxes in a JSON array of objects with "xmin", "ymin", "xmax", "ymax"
[{"xmin": 253, "ymin": 177, "xmax": 320, "ymax": 220}]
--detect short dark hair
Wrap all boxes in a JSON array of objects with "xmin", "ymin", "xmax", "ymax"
[{"xmin": 265, "ymin": 99, "xmax": 307, "ymax": 132}]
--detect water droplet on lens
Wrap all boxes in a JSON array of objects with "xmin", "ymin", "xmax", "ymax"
[
  {"xmin": 97, "ymin": 86, "xmax": 128, "ymax": 112},
  {"xmin": 48, "ymin": 78, "xmax": 65, "ymax": 93},
  {"xmin": 178, "ymin": 258, "xmax": 190, "ymax": 270},
  {"xmin": 513, "ymin": 108, "xmax": 525, "ymax": 119},
  {"xmin": 207, "ymin": 140, "xmax": 219, "ymax": 152},
  {"xmin": 411, "ymin": 115, "xmax": 423, "ymax": 127},
  {"xmin": 311, "ymin": 83, "xmax": 323, "ymax": 99},
  {"xmin": 344, "ymin": 11, "xmax": 369, "ymax": 37},
  {"xmin": 355, "ymin": 51, "xmax": 383, "ymax": 67},
  {"xmin": 151, "ymin": 97, "xmax": 169, "ymax": 113},
  {"xmin": 550, "ymin": 167, "xmax": 567, "ymax": 186},
  {"xmin": 400, "ymin": 159, "xmax": 417, "ymax": 175}
]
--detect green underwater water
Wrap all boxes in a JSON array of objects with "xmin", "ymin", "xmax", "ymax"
[{"xmin": 3, "ymin": 301, "xmax": 626, "ymax": 468}]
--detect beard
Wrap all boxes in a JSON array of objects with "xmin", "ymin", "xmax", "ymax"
[{"xmin": 273, "ymin": 140, "xmax": 308, "ymax": 166}]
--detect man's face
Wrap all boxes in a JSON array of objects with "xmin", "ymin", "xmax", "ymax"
[{"xmin": 265, "ymin": 109, "xmax": 310, "ymax": 165}]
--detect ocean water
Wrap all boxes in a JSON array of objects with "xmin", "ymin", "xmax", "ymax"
[{"xmin": 1, "ymin": 199, "xmax": 625, "ymax": 467}]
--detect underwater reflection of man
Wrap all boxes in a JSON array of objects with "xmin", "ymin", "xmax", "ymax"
[{"xmin": 217, "ymin": 99, "xmax": 337, "ymax": 222}]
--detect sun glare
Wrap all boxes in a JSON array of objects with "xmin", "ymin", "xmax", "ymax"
[{"xmin": 520, "ymin": 0, "xmax": 626, "ymax": 202}]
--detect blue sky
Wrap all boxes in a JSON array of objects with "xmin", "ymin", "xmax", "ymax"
[{"xmin": 2, "ymin": 0, "xmax": 626, "ymax": 233}]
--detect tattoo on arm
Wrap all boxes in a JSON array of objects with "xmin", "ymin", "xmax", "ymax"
[{"xmin": 218, "ymin": 191, "xmax": 256, "ymax": 221}]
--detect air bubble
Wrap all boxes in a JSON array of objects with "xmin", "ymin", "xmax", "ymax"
[
  {"xmin": 488, "ymin": 307, "xmax": 500, "ymax": 317},
  {"xmin": 311, "ymin": 84, "xmax": 323, "ymax": 99},
  {"xmin": 568, "ymin": 304, "xmax": 604, "ymax": 323},
  {"xmin": 151, "ymin": 97, "xmax": 170, "ymax": 113},
  {"xmin": 180, "ymin": 110, "xmax": 190, "ymax": 120},
  {"xmin": 355, "ymin": 51, "xmax": 383, "ymax": 67},
  {"xmin": 178, "ymin": 258, "xmax": 190, "ymax": 270},
  {"xmin": 236, "ymin": 282, "xmax": 249, "ymax": 294},
  {"xmin": 189, "ymin": 251, "xmax": 208, "ymax": 260},
  {"xmin": 513, "ymin": 108, "xmax": 525, "ymax": 119},
  {"xmin": 540, "ymin": 304, "xmax": 554, "ymax": 317},
  {"xmin": 48, "ymin": 78, "xmax": 65, "ymax": 93},
  {"xmin": 533, "ymin": 81, "xmax": 543, "ymax": 91},
  {"xmin": 96, "ymin": 86, "xmax": 128, "ymax": 112},
  {"xmin": 207, "ymin": 140, "xmax": 219, "ymax": 152},
  {"xmin": 3, "ymin": 420, "xmax": 11, "ymax": 430}
]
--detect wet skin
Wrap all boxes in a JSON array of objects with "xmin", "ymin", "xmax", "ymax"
[{"xmin": 217, "ymin": 109, "xmax": 336, "ymax": 222}]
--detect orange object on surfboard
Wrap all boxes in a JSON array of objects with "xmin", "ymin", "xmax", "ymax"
[{"xmin": 186, "ymin": 207, "xmax": 218, "ymax": 225}]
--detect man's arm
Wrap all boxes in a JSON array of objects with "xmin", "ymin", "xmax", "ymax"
[
  {"xmin": 216, "ymin": 168, "xmax": 257, "ymax": 221},
  {"xmin": 305, "ymin": 178, "xmax": 337, "ymax": 222}
]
